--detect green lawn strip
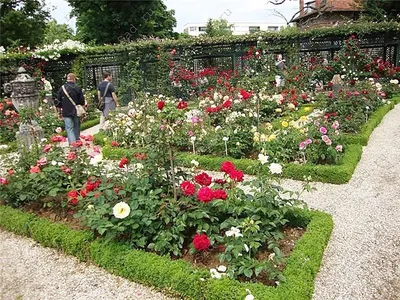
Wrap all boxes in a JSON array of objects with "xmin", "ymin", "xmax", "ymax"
[
  {"xmin": 61, "ymin": 117, "xmax": 100, "ymax": 137},
  {"xmin": 340, "ymin": 97, "xmax": 400, "ymax": 145},
  {"xmin": 0, "ymin": 205, "xmax": 333, "ymax": 300}
]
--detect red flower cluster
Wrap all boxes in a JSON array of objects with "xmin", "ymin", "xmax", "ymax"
[
  {"xmin": 193, "ymin": 233, "xmax": 210, "ymax": 251},
  {"xmin": 205, "ymin": 106, "xmax": 222, "ymax": 114},
  {"xmin": 67, "ymin": 152, "xmax": 77, "ymax": 161},
  {"xmin": 71, "ymin": 140, "xmax": 83, "ymax": 148},
  {"xmin": 111, "ymin": 141, "xmax": 119, "ymax": 147},
  {"xmin": 134, "ymin": 152, "xmax": 147, "ymax": 160},
  {"xmin": 177, "ymin": 101, "xmax": 188, "ymax": 110},
  {"xmin": 0, "ymin": 177, "xmax": 9, "ymax": 185},
  {"xmin": 80, "ymin": 135, "xmax": 94, "ymax": 142},
  {"xmin": 30, "ymin": 166, "xmax": 41, "ymax": 174},
  {"xmin": 197, "ymin": 187, "xmax": 214, "ymax": 203},
  {"xmin": 119, "ymin": 157, "xmax": 129, "ymax": 168},
  {"xmin": 43, "ymin": 144, "xmax": 52, "ymax": 153},
  {"xmin": 240, "ymin": 89, "xmax": 252, "ymax": 100},
  {"xmin": 220, "ymin": 161, "xmax": 244, "ymax": 182},
  {"xmin": 50, "ymin": 135, "xmax": 67, "ymax": 143}
]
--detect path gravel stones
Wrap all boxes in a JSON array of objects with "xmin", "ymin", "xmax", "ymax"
[{"xmin": 1, "ymin": 105, "xmax": 399, "ymax": 299}]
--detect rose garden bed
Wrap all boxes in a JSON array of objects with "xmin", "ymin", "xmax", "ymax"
[{"xmin": 0, "ymin": 204, "xmax": 332, "ymax": 299}]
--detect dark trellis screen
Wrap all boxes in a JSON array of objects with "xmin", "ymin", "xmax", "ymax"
[{"xmin": 1, "ymin": 32, "xmax": 399, "ymax": 96}]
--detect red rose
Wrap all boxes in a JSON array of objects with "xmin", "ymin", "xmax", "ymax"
[
  {"xmin": 71, "ymin": 140, "xmax": 83, "ymax": 148},
  {"xmin": 180, "ymin": 181, "xmax": 196, "ymax": 196},
  {"xmin": 30, "ymin": 166, "xmax": 41, "ymax": 174},
  {"xmin": 193, "ymin": 233, "xmax": 210, "ymax": 251},
  {"xmin": 213, "ymin": 189, "xmax": 227, "ymax": 200},
  {"xmin": 194, "ymin": 172, "xmax": 212, "ymax": 186},
  {"xmin": 222, "ymin": 100, "xmax": 232, "ymax": 108},
  {"xmin": 134, "ymin": 153, "xmax": 147, "ymax": 160},
  {"xmin": 68, "ymin": 190, "xmax": 79, "ymax": 198},
  {"xmin": 111, "ymin": 141, "xmax": 119, "ymax": 147},
  {"xmin": 221, "ymin": 161, "xmax": 235, "ymax": 174},
  {"xmin": 157, "ymin": 101, "xmax": 165, "ymax": 110},
  {"xmin": 177, "ymin": 101, "xmax": 188, "ymax": 109},
  {"xmin": 85, "ymin": 180, "xmax": 100, "ymax": 192},
  {"xmin": 36, "ymin": 157, "xmax": 47, "ymax": 166},
  {"xmin": 229, "ymin": 169, "xmax": 244, "ymax": 182},
  {"xmin": 7, "ymin": 169, "xmax": 14, "ymax": 176},
  {"xmin": 80, "ymin": 189, "xmax": 87, "ymax": 198},
  {"xmin": 119, "ymin": 157, "xmax": 129, "ymax": 168},
  {"xmin": 81, "ymin": 135, "xmax": 93, "ymax": 142},
  {"xmin": 68, "ymin": 198, "xmax": 79, "ymax": 206},
  {"xmin": 0, "ymin": 177, "xmax": 9, "ymax": 185},
  {"xmin": 197, "ymin": 187, "xmax": 214, "ymax": 203}
]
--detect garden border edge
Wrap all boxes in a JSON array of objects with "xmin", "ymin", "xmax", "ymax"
[{"xmin": 0, "ymin": 205, "xmax": 333, "ymax": 300}]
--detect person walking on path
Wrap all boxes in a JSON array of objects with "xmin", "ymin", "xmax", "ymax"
[
  {"xmin": 98, "ymin": 72, "xmax": 120, "ymax": 130},
  {"xmin": 55, "ymin": 73, "xmax": 85, "ymax": 144}
]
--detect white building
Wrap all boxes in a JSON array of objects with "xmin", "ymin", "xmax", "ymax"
[{"xmin": 183, "ymin": 22, "xmax": 287, "ymax": 37}]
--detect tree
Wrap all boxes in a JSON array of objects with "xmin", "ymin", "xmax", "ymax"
[
  {"xmin": 67, "ymin": 0, "xmax": 176, "ymax": 45},
  {"xmin": 0, "ymin": 0, "xmax": 50, "ymax": 49},
  {"xmin": 205, "ymin": 18, "xmax": 233, "ymax": 37},
  {"xmin": 43, "ymin": 19, "xmax": 75, "ymax": 45},
  {"xmin": 355, "ymin": 0, "xmax": 400, "ymax": 21}
]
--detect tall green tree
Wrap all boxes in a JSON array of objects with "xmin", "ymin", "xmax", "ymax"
[
  {"xmin": 67, "ymin": 0, "xmax": 176, "ymax": 45},
  {"xmin": 355, "ymin": 0, "xmax": 399, "ymax": 21},
  {"xmin": 43, "ymin": 19, "xmax": 75, "ymax": 45},
  {"xmin": 0, "ymin": 0, "xmax": 50, "ymax": 49},
  {"xmin": 205, "ymin": 18, "xmax": 233, "ymax": 37}
]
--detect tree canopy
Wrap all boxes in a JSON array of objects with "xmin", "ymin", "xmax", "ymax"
[
  {"xmin": 67, "ymin": 0, "xmax": 176, "ymax": 45},
  {"xmin": 44, "ymin": 19, "xmax": 75, "ymax": 45},
  {"xmin": 0, "ymin": 0, "xmax": 50, "ymax": 49},
  {"xmin": 205, "ymin": 18, "xmax": 233, "ymax": 37},
  {"xmin": 355, "ymin": 0, "xmax": 400, "ymax": 21}
]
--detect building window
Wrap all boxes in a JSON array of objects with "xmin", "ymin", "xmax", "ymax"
[
  {"xmin": 267, "ymin": 26, "xmax": 279, "ymax": 31},
  {"xmin": 190, "ymin": 27, "xmax": 196, "ymax": 31},
  {"xmin": 249, "ymin": 26, "xmax": 260, "ymax": 33},
  {"xmin": 199, "ymin": 27, "xmax": 207, "ymax": 32}
]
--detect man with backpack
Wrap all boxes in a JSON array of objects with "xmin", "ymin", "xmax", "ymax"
[
  {"xmin": 55, "ymin": 73, "xmax": 86, "ymax": 144},
  {"xmin": 97, "ymin": 72, "xmax": 120, "ymax": 130}
]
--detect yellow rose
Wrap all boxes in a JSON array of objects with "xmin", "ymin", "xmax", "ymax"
[
  {"xmin": 260, "ymin": 134, "xmax": 267, "ymax": 142},
  {"xmin": 300, "ymin": 129, "xmax": 305, "ymax": 134},
  {"xmin": 300, "ymin": 116, "xmax": 307, "ymax": 123},
  {"xmin": 268, "ymin": 134, "xmax": 276, "ymax": 141},
  {"xmin": 275, "ymin": 108, "xmax": 282, "ymax": 113},
  {"xmin": 304, "ymin": 107, "xmax": 311, "ymax": 112},
  {"xmin": 281, "ymin": 121, "xmax": 289, "ymax": 128},
  {"xmin": 265, "ymin": 122, "xmax": 273, "ymax": 130}
]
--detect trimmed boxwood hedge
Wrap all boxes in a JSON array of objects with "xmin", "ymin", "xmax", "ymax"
[
  {"xmin": 0, "ymin": 205, "xmax": 333, "ymax": 300},
  {"xmin": 94, "ymin": 98, "xmax": 399, "ymax": 184}
]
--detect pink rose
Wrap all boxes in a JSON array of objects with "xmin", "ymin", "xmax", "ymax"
[{"xmin": 319, "ymin": 127, "xmax": 327, "ymax": 134}]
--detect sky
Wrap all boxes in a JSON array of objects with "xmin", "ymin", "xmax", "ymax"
[{"xmin": 45, "ymin": 0, "xmax": 299, "ymax": 33}]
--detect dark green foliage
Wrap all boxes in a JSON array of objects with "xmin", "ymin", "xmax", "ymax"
[{"xmin": 0, "ymin": 0, "xmax": 50, "ymax": 49}]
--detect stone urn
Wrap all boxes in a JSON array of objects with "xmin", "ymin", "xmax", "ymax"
[{"xmin": 3, "ymin": 67, "xmax": 44, "ymax": 149}]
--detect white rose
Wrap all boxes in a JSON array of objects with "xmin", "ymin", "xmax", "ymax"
[
  {"xmin": 258, "ymin": 153, "xmax": 269, "ymax": 165},
  {"xmin": 112, "ymin": 202, "xmax": 131, "ymax": 219},
  {"xmin": 217, "ymin": 265, "xmax": 227, "ymax": 272},
  {"xmin": 269, "ymin": 163, "xmax": 283, "ymax": 174}
]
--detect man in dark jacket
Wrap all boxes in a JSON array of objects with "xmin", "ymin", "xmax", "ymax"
[{"xmin": 55, "ymin": 73, "xmax": 85, "ymax": 144}]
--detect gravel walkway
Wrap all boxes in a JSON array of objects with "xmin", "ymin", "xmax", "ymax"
[
  {"xmin": 0, "ymin": 229, "xmax": 175, "ymax": 300},
  {"xmin": 1, "ymin": 105, "xmax": 399, "ymax": 299}
]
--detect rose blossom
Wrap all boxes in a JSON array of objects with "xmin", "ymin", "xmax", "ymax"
[
  {"xmin": 213, "ymin": 189, "xmax": 227, "ymax": 200},
  {"xmin": 36, "ymin": 157, "xmax": 47, "ymax": 166},
  {"xmin": 197, "ymin": 187, "xmax": 214, "ymax": 203},
  {"xmin": 299, "ymin": 141, "xmax": 306, "ymax": 150},
  {"xmin": 229, "ymin": 169, "xmax": 244, "ymax": 182},
  {"xmin": 0, "ymin": 177, "xmax": 9, "ymax": 185},
  {"xmin": 193, "ymin": 233, "xmax": 210, "ymax": 251},
  {"xmin": 177, "ymin": 101, "xmax": 188, "ymax": 109},
  {"xmin": 331, "ymin": 121, "xmax": 340, "ymax": 130},
  {"xmin": 305, "ymin": 138, "xmax": 312, "ymax": 145},
  {"xmin": 43, "ymin": 144, "xmax": 52, "ymax": 153},
  {"xmin": 30, "ymin": 166, "xmax": 41, "ymax": 174},
  {"xmin": 111, "ymin": 141, "xmax": 119, "ymax": 147},
  {"xmin": 319, "ymin": 127, "xmax": 328, "ymax": 134},
  {"xmin": 194, "ymin": 172, "xmax": 212, "ymax": 186},
  {"xmin": 221, "ymin": 161, "xmax": 235, "ymax": 173},
  {"xmin": 157, "ymin": 101, "xmax": 165, "ymax": 110},
  {"xmin": 67, "ymin": 152, "xmax": 77, "ymax": 161},
  {"xmin": 119, "ymin": 157, "xmax": 129, "ymax": 168},
  {"xmin": 335, "ymin": 145, "xmax": 343, "ymax": 152},
  {"xmin": 180, "ymin": 181, "xmax": 196, "ymax": 196},
  {"xmin": 55, "ymin": 127, "xmax": 62, "ymax": 133},
  {"xmin": 269, "ymin": 163, "xmax": 283, "ymax": 174}
]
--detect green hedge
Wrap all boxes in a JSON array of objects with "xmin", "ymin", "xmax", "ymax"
[{"xmin": 0, "ymin": 205, "xmax": 333, "ymax": 300}]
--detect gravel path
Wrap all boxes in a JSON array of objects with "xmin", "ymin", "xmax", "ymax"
[
  {"xmin": 0, "ymin": 229, "xmax": 175, "ymax": 300},
  {"xmin": 1, "ymin": 105, "xmax": 399, "ymax": 299}
]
